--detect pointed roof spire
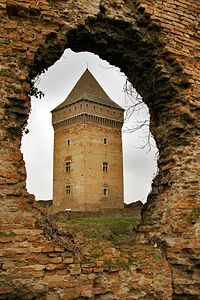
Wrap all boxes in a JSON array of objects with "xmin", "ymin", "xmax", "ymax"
[{"xmin": 52, "ymin": 69, "xmax": 123, "ymax": 111}]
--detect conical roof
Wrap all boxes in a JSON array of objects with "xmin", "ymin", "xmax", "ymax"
[{"xmin": 52, "ymin": 69, "xmax": 123, "ymax": 111}]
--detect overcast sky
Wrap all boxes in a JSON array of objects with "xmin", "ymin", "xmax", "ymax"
[{"xmin": 21, "ymin": 49, "xmax": 158, "ymax": 204}]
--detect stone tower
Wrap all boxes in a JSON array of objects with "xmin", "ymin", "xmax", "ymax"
[{"xmin": 51, "ymin": 69, "xmax": 124, "ymax": 212}]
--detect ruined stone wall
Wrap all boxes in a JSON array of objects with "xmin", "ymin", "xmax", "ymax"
[
  {"xmin": 0, "ymin": 0, "xmax": 199, "ymax": 299},
  {"xmin": 0, "ymin": 220, "xmax": 173, "ymax": 299}
]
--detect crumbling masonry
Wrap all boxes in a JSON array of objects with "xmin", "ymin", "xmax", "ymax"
[{"xmin": 0, "ymin": 0, "xmax": 199, "ymax": 299}]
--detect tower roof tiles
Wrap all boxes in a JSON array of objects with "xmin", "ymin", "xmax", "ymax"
[{"xmin": 52, "ymin": 69, "xmax": 123, "ymax": 111}]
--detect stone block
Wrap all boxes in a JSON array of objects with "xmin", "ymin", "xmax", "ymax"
[
  {"xmin": 63, "ymin": 257, "xmax": 74, "ymax": 264},
  {"xmin": 41, "ymin": 246, "xmax": 54, "ymax": 253},
  {"xmin": 81, "ymin": 267, "xmax": 93, "ymax": 274},
  {"xmin": 0, "ymin": 236, "xmax": 13, "ymax": 243},
  {"xmin": 54, "ymin": 246, "xmax": 65, "ymax": 252},
  {"xmin": 69, "ymin": 268, "xmax": 81, "ymax": 275},
  {"xmin": 48, "ymin": 257, "xmax": 62, "ymax": 264},
  {"xmin": 43, "ymin": 274, "xmax": 65, "ymax": 283}
]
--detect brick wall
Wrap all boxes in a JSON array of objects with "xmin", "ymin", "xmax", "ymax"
[{"xmin": 0, "ymin": 0, "xmax": 199, "ymax": 298}]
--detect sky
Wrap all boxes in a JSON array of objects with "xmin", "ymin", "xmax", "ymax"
[{"xmin": 21, "ymin": 49, "xmax": 158, "ymax": 204}]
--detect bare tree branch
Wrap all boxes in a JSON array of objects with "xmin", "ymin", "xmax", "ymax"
[{"xmin": 123, "ymin": 79, "xmax": 153, "ymax": 152}]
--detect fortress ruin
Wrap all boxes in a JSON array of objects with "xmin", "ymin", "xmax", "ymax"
[{"xmin": 0, "ymin": 0, "xmax": 199, "ymax": 299}]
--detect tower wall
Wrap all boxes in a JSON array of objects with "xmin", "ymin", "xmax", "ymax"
[
  {"xmin": 52, "ymin": 99, "xmax": 124, "ymax": 125},
  {"xmin": 79, "ymin": 122, "xmax": 124, "ymax": 211},
  {"xmin": 52, "ymin": 118, "xmax": 124, "ymax": 212}
]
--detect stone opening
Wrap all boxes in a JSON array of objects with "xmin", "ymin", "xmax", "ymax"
[
  {"xmin": 21, "ymin": 49, "xmax": 158, "ymax": 206},
  {"xmin": 2, "ymin": 5, "xmax": 194, "ymax": 226},
  {"xmin": 27, "ymin": 14, "xmax": 192, "ymax": 226}
]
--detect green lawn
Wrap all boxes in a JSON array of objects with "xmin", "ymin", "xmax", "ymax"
[{"xmin": 57, "ymin": 215, "xmax": 141, "ymax": 244}]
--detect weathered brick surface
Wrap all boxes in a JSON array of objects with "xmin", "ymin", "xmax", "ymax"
[
  {"xmin": 0, "ymin": 0, "xmax": 199, "ymax": 299},
  {"xmin": 0, "ymin": 229, "xmax": 173, "ymax": 299},
  {"xmin": 52, "ymin": 121, "xmax": 124, "ymax": 212}
]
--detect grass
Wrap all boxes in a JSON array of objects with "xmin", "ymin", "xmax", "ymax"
[{"xmin": 57, "ymin": 215, "xmax": 141, "ymax": 244}]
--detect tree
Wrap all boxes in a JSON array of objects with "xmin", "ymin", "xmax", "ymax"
[{"xmin": 123, "ymin": 79, "xmax": 154, "ymax": 152}]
